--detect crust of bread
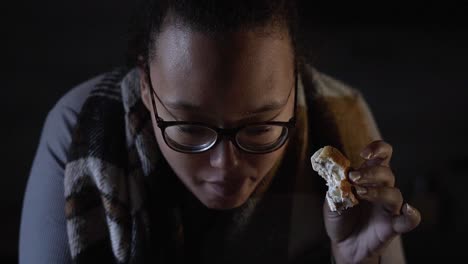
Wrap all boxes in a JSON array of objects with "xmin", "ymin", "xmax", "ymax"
[
  {"xmin": 340, "ymin": 178, "xmax": 359, "ymax": 206},
  {"xmin": 313, "ymin": 146, "xmax": 359, "ymax": 210},
  {"xmin": 319, "ymin": 146, "xmax": 351, "ymax": 171}
]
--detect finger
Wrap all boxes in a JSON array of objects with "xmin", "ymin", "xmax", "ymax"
[
  {"xmin": 392, "ymin": 203, "xmax": 421, "ymax": 233},
  {"xmin": 360, "ymin": 140, "xmax": 393, "ymax": 167},
  {"xmin": 349, "ymin": 166, "xmax": 395, "ymax": 187},
  {"xmin": 354, "ymin": 186, "xmax": 403, "ymax": 215}
]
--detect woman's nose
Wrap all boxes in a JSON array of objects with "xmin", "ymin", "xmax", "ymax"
[{"xmin": 209, "ymin": 139, "xmax": 240, "ymax": 170}]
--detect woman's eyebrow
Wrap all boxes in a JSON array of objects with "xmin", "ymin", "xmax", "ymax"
[{"xmin": 164, "ymin": 100, "xmax": 287, "ymax": 116}]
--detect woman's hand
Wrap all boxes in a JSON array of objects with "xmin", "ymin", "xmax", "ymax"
[{"xmin": 323, "ymin": 140, "xmax": 421, "ymax": 264}]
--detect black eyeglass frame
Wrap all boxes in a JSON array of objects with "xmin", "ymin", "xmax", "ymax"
[{"xmin": 145, "ymin": 64, "xmax": 298, "ymax": 154}]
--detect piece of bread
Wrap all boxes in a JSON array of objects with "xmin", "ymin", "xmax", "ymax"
[{"xmin": 310, "ymin": 146, "xmax": 359, "ymax": 212}]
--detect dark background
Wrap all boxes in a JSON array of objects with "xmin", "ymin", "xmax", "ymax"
[{"xmin": 3, "ymin": 1, "xmax": 468, "ymax": 263}]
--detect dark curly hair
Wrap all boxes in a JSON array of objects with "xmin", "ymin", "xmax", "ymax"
[{"xmin": 126, "ymin": 0, "xmax": 299, "ymax": 68}]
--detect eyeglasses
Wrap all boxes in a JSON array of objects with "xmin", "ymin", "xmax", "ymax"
[{"xmin": 145, "ymin": 66, "xmax": 297, "ymax": 154}]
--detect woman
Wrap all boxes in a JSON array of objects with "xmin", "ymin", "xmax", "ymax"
[{"xmin": 19, "ymin": 0, "xmax": 421, "ymax": 263}]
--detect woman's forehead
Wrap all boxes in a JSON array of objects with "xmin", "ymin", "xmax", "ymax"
[
  {"xmin": 150, "ymin": 22, "xmax": 295, "ymax": 116},
  {"xmin": 152, "ymin": 68, "xmax": 293, "ymax": 119}
]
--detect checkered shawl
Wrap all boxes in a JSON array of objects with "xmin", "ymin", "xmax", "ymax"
[{"xmin": 64, "ymin": 65, "xmax": 381, "ymax": 263}]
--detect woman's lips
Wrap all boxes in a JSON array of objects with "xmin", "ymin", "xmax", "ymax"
[{"xmin": 207, "ymin": 180, "xmax": 245, "ymax": 197}]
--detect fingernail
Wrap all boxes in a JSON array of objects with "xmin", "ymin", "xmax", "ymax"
[
  {"xmin": 360, "ymin": 149, "xmax": 373, "ymax": 159},
  {"xmin": 349, "ymin": 171, "xmax": 361, "ymax": 183},
  {"xmin": 355, "ymin": 186, "xmax": 367, "ymax": 195},
  {"xmin": 405, "ymin": 203, "xmax": 415, "ymax": 215}
]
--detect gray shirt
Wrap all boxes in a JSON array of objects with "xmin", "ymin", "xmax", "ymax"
[{"xmin": 19, "ymin": 74, "xmax": 106, "ymax": 264}]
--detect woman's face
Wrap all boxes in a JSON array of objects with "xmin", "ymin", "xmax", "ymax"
[{"xmin": 141, "ymin": 21, "xmax": 295, "ymax": 210}]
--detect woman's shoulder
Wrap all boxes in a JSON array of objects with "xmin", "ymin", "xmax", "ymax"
[
  {"xmin": 300, "ymin": 63, "xmax": 381, "ymax": 168},
  {"xmin": 300, "ymin": 63, "xmax": 362, "ymax": 99},
  {"xmin": 48, "ymin": 68, "xmax": 128, "ymax": 133},
  {"xmin": 40, "ymin": 70, "xmax": 124, "ymax": 164},
  {"xmin": 53, "ymin": 71, "xmax": 114, "ymax": 115}
]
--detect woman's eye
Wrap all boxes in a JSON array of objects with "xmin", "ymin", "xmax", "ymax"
[
  {"xmin": 245, "ymin": 126, "xmax": 272, "ymax": 135},
  {"xmin": 177, "ymin": 126, "xmax": 205, "ymax": 135}
]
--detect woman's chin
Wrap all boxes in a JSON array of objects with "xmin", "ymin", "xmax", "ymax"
[
  {"xmin": 199, "ymin": 183, "xmax": 251, "ymax": 210},
  {"xmin": 202, "ymin": 197, "xmax": 247, "ymax": 210}
]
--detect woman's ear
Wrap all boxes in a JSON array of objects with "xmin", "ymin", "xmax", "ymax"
[{"xmin": 138, "ymin": 65, "xmax": 152, "ymax": 111}]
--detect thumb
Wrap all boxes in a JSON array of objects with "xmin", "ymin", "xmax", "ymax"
[
  {"xmin": 323, "ymin": 200, "xmax": 360, "ymax": 243},
  {"xmin": 392, "ymin": 203, "xmax": 421, "ymax": 233}
]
